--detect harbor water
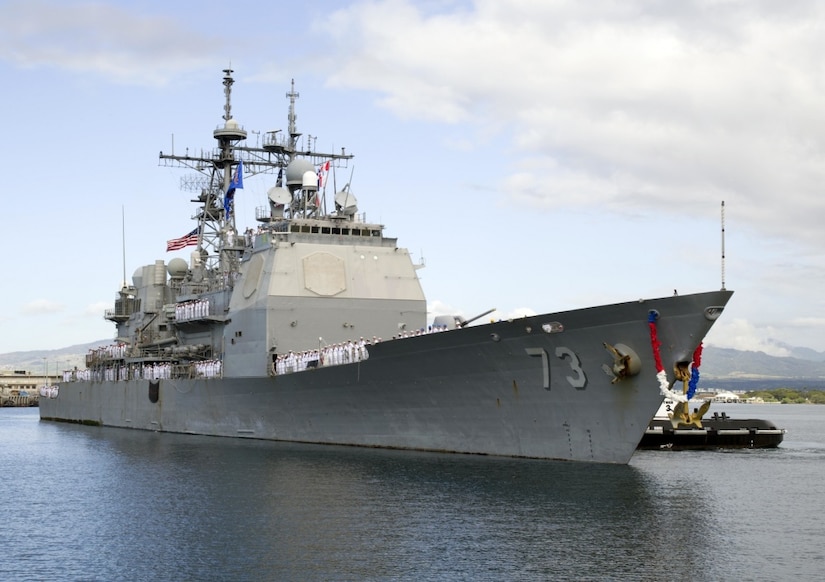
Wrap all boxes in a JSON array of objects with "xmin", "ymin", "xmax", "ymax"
[{"xmin": 1, "ymin": 404, "xmax": 823, "ymax": 581}]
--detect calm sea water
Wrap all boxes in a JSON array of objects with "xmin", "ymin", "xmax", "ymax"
[{"xmin": 1, "ymin": 404, "xmax": 823, "ymax": 582}]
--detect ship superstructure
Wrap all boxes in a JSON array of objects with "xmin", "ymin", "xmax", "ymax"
[{"xmin": 97, "ymin": 70, "xmax": 424, "ymax": 380}]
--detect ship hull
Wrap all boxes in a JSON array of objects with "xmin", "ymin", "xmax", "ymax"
[{"xmin": 41, "ymin": 290, "xmax": 732, "ymax": 463}]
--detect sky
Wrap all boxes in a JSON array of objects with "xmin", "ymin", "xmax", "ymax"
[{"xmin": 1, "ymin": 0, "xmax": 824, "ymax": 357}]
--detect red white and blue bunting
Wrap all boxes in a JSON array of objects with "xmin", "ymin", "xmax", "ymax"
[{"xmin": 647, "ymin": 310, "xmax": 704, "ymax": 404}]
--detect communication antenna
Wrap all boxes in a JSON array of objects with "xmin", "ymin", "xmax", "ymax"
[
  {"xmin": 721, "ymin": 200, "xmax": 726, "ymax": 291},
  {"xmin": 121, "ymin": 205, "xmax": 127, "ymax": 288}
]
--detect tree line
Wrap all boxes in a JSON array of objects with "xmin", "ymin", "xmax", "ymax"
[{"xmin": 745, "ymin": 388, "xmax": 825, "ymax": 404}]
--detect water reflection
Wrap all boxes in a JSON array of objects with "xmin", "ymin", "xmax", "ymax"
[
  {"xmin": 42, "ymin": 420, "xmax": 722, "ymax": 581},
  {"xmin": 5, "ymin": 406, "xmax": 822, "ymax": 581}
]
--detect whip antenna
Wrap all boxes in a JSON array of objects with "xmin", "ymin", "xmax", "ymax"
[
  {"xmin": 721, "ymin": 200, "xmax": 726, "ymax": 290},
  {"xmin": 122, "ymin": 205, "xmax": 127, "ymax": 288}
]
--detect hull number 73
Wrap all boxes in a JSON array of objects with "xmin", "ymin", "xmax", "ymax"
[{"xmin": 524, "ymin": 347, "xmax": 587, "ymax": 390}]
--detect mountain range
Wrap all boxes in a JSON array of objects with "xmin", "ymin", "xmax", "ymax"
[{"xmin": 700, "ymin": 343, "xmax": 825, "ymax": 391}]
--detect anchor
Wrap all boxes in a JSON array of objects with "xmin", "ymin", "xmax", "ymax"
[
  {"xmin": 602, "ymin": 342, "xmax": 641, "ymax": 383},
  {"xmin": 669, "ymin": 399, "xmax": 711, "ymax": 429},
  {"xmin": 669, "ymin": 361, "xmax": 711, "ymax": 428}
]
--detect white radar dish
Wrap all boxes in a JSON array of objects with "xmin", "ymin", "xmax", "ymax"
[
  {"xmin": 334, "ymin": 189, "xmax": 358, "ymax": 215},
  {"xmin": 267, "ymin": 186, "xmax": 292, "ymax": 205}
]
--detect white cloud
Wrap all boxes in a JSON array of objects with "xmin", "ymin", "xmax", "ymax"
[
  {"xmin": 321, "ymin": 0, "xmax": 825, "ymax": 247},
  {"xmin": 427, "ymin": 299, "xmax": 463, "ymax": 322},
  {"xmin": 22, "ymin": 299, "xmax": 65, "ymax": 315},
  {"xmin": 85, "ymin": 302, "xmax": 111, "ymax": 317},
  {"xmin": 704, "ymin": 318, "xmax": 792, "ymax": 357},
  {"xmin": 0, "ymin": 0, "xmax": 220, "ymax": 85}
]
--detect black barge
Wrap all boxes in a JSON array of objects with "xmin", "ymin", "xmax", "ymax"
[{"xmin": 638, "ymin": 410, "xmax": 785, "ymax": 450}]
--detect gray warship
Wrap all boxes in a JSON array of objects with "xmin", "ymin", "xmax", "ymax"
[{"xmin": 39, "ymin": 69, "xmax": 733, "ymax": 463}]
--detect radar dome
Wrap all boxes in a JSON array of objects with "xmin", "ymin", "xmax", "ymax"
[
  {"xmin": 213, "ymin": 117, "xmax": 247, "ymax": 140},
  {"xmin": 302, "ymin": 170, "xmax": 318, "ymax": 191},
  {"xmin": 285, "ymin": 159, "xmax": 315, "ymax": 187},
  {"xmin": 167, "ymin": 257, "xmax": 188, "ymax": 278}
]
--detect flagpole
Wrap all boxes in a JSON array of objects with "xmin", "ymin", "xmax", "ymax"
[{"xmin": 321, "ymin": 161, "xmax": 330, "ymax": 215}]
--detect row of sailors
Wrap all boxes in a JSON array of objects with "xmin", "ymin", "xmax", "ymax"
[
  {"xmin": 193, "ymin": 359, "xmax": 222, "ymax": 378},
  {"xmin": 97, "ymin": 363, "xmax": 174, "ymax": 382},
  {"xmin": 176, "ymin": 299, "xmax": 211, "ymax": 322},
  {"xmin": 274, "ymin": 326, "xmax": 452, "ymax": 375},
  {"xmin": 395, "ymin": 324, "xmax": 450, "ymax": 338},
  {"xmin": 39, "ymin": 385, "xmax": 59, "ymax": 399},
  {"xmin": 64, "ymin": 368, "xmax": 93, "ymax": 382},
  {"xmin": 63, "ymin": 360, "xmax": 222, "ymax": 382},
  {"xmin": 87, "ymin": 343, "xmax": 128, "ymax": 364},
  {"xmin": 274, "ymin": 339, "xmax": 370, "ymax": 375}
]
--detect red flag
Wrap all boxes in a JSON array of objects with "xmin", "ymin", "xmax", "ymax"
[{"xmin": 317, "ymin": 160, "xmax": 331, "ymax": 187}]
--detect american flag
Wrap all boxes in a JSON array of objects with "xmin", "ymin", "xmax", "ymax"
[{"xmin": 166, "ymin": 227, "xmax": 199, "ymax": 252}]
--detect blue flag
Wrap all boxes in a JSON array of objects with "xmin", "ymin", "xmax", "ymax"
[
  {"xmin": 224, "ymin": 161, "xmax": 244, "ymax": 218},
  {"xmin": 230, "ymin": 160, "xmax": 244, "ymax": 191}
]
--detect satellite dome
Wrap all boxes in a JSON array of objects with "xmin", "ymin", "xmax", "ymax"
[
  {"xmin": 213, "ymin": 117, "xmax": 247, "ymax": 140},
  {"xmin": 167, "ymin": 257, "xmax": 188, "ymax": 278},
  {"xmin": 132, "ymin": 267, "xmax": 144, "ymax": 288},
  {"xmin": 302, "ymin": 170, "xmax": 318, "ymax": 191},
  {"xmin": 285, "ymin": 159, "xmax": 315, "ymax": 187}
]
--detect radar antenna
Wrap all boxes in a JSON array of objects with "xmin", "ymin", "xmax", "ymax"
[
  {"xmin": 287, "ymin": 79, "xmax": 300, "ymax": 148},
  {"xmin": 721, "ymin": 200, "xmax": 726, "ymax": 291},
  {"xmin": 222, "ymin": 67, "xmax": 235, "ymax": 123},
  {"xmin": 121, "ymin": 205, "xmax": 127, "ymax": 288}
]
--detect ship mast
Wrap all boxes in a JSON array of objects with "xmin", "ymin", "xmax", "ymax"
[
  {"xmin": 287, "ymin": 79, "xmax": 300, "ymax": 152},
  {"xmin": 158, "ymin": 69, "xmax": 354, "ymax": 290},
  {"xmin": 209, "ymin": 68, "xmax": 248, "ymax": 280}
]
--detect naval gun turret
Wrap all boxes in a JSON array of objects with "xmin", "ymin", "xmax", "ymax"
[{"xmin": 432, "ymin": 308, "xmax": 497, "ymax": 330}]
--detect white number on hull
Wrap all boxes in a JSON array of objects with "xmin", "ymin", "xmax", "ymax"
[
  {"xmin": 555, "ymin": 347, "xmax": 587, "ymax": 389},
  {"xmin": 524, "ymin": 347, "xmax": 588, "ymax": 390},
  {"xmin": 524, "ymin": 348, "xmax": 550, "ymax": 389}
]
